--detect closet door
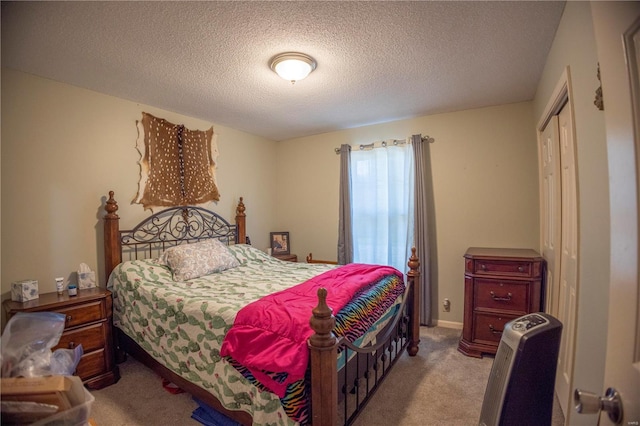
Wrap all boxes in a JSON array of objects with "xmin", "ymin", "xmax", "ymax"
[
  {"xmin": 539, "ymin": 95, "xmax": 579, "ymax": 421},
  {"xmin": 541, "ymin": 115, "xmax": 561, "ymax": 317},
  {"xmin": 555, "ymin": 103, "xmax": 579, "ymax": 421}
]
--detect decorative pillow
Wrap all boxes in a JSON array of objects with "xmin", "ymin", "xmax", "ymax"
[{"xmin": 159, "ymin": 239, "xmax": 240, "ymax": 281}]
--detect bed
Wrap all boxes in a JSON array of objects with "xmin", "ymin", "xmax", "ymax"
[{"xmin": 102, "ymin": 191, "xmax": 421, "ymax": 426}]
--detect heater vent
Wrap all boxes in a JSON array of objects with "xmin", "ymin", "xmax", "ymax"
[
  {"xmin": 478, "ymin": 313, "xmax": 562, "ymax": 426},
  {"xmin": 479, "ymin": 343, "xmax": 514, "ymax": 426}
]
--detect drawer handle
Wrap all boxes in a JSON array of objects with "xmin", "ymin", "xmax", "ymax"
[
  {"xmin": 490, "ymin": 291, "xmax": 512, "ymax": 301},
  {"xmin": 480, "ymin": 264, "xmax": 487, "ymax": 270},
  {"xmin": 66, "ymin": 315, "xmax": 72, "ymax": 323},
  {"xmin": 68, "ymin": 341, "xmax": 76, "ymax": 349},
  {"xmin": 489, "ymin": 324, "xmax": 503, "ymax": 335},
  {"xmin": 518, "ymin": 266, "xmax": 524, "ymax": 272}
]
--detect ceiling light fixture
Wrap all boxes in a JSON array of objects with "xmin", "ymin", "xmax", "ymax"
[{"xmin": 270, "ymin": 52, "xmax": 317, "ymax": 84}]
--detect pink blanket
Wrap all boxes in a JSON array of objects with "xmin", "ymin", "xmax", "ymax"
[{"xmin": 220, "ymin": 263, "xmax": 402, "ymax": 398}]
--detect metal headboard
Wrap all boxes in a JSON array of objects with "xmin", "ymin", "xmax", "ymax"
[
  {"xmin": 119, "ymin": 206, "xmax": 237, "ymax": 261},
  {"xmin": 103, "ymin": 191, "xmax": 247, "ymax": 284}
]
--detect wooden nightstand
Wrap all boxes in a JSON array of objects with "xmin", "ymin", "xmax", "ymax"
[
  {"xmin": 458, "ymin": 247, "xmax": 545, "ymax": 358},
  {"xmin": 3, "ymin": 288, "xmax": 120, "ymax": 389},
  {"xmin": 274, "ymin": 253, "xmax": 298, "ymax": 262}
]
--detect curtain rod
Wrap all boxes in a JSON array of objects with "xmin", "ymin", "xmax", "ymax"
[{"xmin": 334, "ymin": 135, "xmax": 434, "ymax": 154}]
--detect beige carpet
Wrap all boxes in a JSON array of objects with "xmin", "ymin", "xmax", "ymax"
[{"xmin": 90, "ymin": 326, "xmax": 565, "ymax": 425}]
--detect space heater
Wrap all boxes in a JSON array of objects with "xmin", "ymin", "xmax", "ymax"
[{"xmin": 478, "ymin": 312, "xmax": 562, "ymax": 426}]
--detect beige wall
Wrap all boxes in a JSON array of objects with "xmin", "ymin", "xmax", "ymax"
[
  {"xmin": 532, "ymin": 2, "xmax": 609, "ymax": 423},
  {"xmin": 2, "ymin": 67, "xmax": 541, "ymax": 328},
  {"xmin": 276, "ymin": 102, "xmax": 541, "ymax": 324},
  {"xmin": 1, "ymin": 69, "xmax": 278, "ymax": 323}
]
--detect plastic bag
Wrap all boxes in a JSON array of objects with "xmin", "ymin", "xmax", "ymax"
[{"xmin": 1, "ymin": 312, "xmax": 83, "ymax": 378}]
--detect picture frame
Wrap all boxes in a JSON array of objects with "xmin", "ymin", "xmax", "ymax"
[{"xmin": 270, "ymin": 231, "xmax": 290, "ymax": 255}]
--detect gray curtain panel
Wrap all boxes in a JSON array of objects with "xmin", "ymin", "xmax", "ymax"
[
  {"xmin": 337, "ymin": 144, "xmax": 353, "ymax": 265},
  {"xmin": 412, "ymin": 134, "xmax": 433, "ymax": 326}
]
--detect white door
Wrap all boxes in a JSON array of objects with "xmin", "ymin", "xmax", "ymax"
[
  {"xmin": 588, "ymin": 3, "xmax": 640, "ymax": 424},
  {"xmin": 556, "ymin": 102, "xmax": 579, "ymax": 422},
  {"xmin": 540, "ymin": 115, "xmax": 561, "ymax": 317},
  {"xmin": 538, "ymin": 73, "xmax": 579, "ymax": 421}
]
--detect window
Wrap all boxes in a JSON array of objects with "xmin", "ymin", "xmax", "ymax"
[{"xmin": 350, "ymin": 144, "xmax": 414, "ymax": 273}]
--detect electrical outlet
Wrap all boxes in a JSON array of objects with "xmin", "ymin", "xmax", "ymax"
[{"xmin": 442, "ymin": 298, "xmax": 451, "ymax": 312}]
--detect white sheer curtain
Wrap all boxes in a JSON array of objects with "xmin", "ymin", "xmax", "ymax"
[{"xmin": 350, "ymin": 143, "xmax": 415, "ymax": 274}]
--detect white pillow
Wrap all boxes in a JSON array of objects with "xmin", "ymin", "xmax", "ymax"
[{"xmin": 159, "ymin": 239, "xmax": 240, "ymax": 281}]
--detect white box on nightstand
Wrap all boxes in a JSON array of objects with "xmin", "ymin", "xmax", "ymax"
[{"xmin": 11, "ymin": 279, "xmax": 39, "ymax": 302}]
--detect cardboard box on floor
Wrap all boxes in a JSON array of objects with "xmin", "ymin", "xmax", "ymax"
[{"xmin": 1, "ymin": 375, "xmax": 94, "ymax": 425}]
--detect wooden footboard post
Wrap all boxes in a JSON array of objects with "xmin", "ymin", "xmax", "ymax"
[
  {"xmin": 235, "ymin": 197, "xmax": 246, "ymax": 244},
  {"xmin": 407, "ymin": 247, "xmax": 421, "ymax": 356},
  {"xmin": 104, "ymin": 191, "xmax": 122, "ymax": 284},
  {"xmin": 309, "ymin": 288, "xmax": 339, "ymax": 426}
]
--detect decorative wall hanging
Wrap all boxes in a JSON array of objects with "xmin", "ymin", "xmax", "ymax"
[
  {"xmin": 133, "ymin": 112, "xmax": 220, "ymax": 210},
  {"xmin": 594, "ymin": 63, "xmax": 604, "ymax": 111}
]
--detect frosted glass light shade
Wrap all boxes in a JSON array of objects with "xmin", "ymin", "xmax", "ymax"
[{"xmin": 270, "ymin": 52, "xmax": 317, "ymax": 83}]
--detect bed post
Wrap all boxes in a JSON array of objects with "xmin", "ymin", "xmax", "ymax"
[
  {"xmin": 235, "ymin": 197, "xmax": 246, "ymax": 244},
  {"xmin": 407, "ymin": 247, "xmax": 421, "ymax": 356},
  {"xmin": 309, "ymin": 288, "xmax": 338, "ymax": 426},
  {"xmin": 104, "ymin": 191, "xmax": 122, "ymax": 284}
]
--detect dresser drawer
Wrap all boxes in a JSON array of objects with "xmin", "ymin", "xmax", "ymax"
[
  {"xmin": 56, "ymin": 301, "xmax": 105, "ymax": 328},
  {"xmin": 474, "ymin": 278, "xmax": 529, "ymax": 312},
  {"xmin": 2, "ymin": 288, "xmax": 119, "ymax": 389},
  {"xmin": 472, "ymin": 259, "xmax": 533, "ymax": 277},
  {"xmin": 56, "ymin": 322, "xmax": 106, "ymax": 353},
  {"xmin": 473, "ymin": 312, "xmax": 519, "ymax": 345},
  {"xmin": 75, "ymin": 348, "xmax": 107, "ymax": 379}
]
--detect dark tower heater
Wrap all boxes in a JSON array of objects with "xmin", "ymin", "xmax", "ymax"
[{"xmin": 479, "ymin": 313, "xmax": 563, "ymax": 426}]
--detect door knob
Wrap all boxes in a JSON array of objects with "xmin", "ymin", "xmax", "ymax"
[{"xmin": 574, "ymin": 387, "xmax": 623, "ymax": 424}]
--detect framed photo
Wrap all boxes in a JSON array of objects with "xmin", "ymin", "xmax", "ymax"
[{"xmin": 270, "ymin": 232, "xmax": 290, "ymax": 255}]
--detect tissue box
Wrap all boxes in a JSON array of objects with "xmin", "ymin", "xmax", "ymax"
[
  {"xmin": 11, "ymin": 279, "xmax": 39, "ymax": 302},
  {"xmin": 77, "ymin": 271, "xmax": 96, "ymax": 289}
]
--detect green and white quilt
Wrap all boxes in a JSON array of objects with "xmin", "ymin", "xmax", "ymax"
[{"xmin": 108, "ymin": 244, "xmax": 336, "ymax": 425}]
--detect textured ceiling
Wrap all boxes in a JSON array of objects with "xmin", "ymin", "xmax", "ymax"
[{"xmin": 1, "ymin": 1, "xmax": 565, "ymax": 141}]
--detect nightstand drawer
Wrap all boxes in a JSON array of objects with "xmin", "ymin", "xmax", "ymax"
[
  {"xmin": 473, "ymin": 312, "xmax": 518, "ymax": 345},
  {"xmin": 76, "ymin": 348, "xmax": 107, "ymax": 379},
  {"xmin": 472, "ymin": 259, "xmax": 533, "ymax": 277},
  {"xmin": 57, "ymin": 301, "xmax": 105, "ymax": 328},
  {"xmin": 2, "ymin": 288, "xmax": 119, "ymax": 389},
  {"xmin": 56, "ymin": 322, "xmax": 107, "ymax": 353},
  {"xmin": 474, "ymin": 279, "xmax": 529, "ymax": 312}
]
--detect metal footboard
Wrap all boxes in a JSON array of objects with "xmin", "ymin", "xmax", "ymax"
[{"xmin": 337, "ymin": 286, "xmax": 412, "ymax": 425}]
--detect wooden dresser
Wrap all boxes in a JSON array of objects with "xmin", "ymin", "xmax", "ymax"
[
  {"xmin": 3, "ymin": 288, "xmax": 120, "ymax": 389},
  {"xmin": 458, "ymin": 247, "xmax": 545, "ymax": 358}
]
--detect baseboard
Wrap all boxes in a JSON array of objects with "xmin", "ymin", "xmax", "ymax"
[{"xmin": 435, "ymin": 320, "xmax": 463, "ymax": 330}]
